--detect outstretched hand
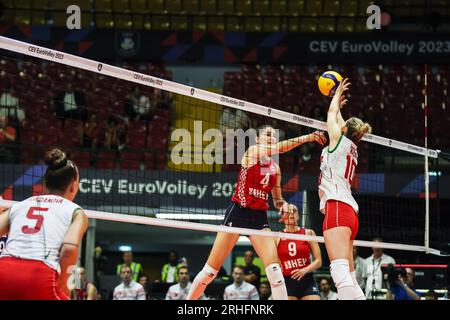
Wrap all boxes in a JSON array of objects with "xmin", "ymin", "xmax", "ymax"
[
  {"xmin": 335, "ymin": 78, "xmax": 351, "ymax": 98},
  {"xmin": 310, "ymin": 131, "xmax": 327, "ymax": 146}
]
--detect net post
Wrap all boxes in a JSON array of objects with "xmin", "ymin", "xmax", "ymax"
[{"xmin": 424, "ymin": 63, "xmax": 430, "ymax": 254}]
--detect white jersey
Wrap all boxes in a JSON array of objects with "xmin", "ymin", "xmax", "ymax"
[
  {"xmin": 223, "ymin": 281, "xmax": 259, "ymax": 300},
  {"xmin": 319, "ymin": 135, "xmax": 359, "ymax": 214},
  {"xmin": 113, "ymin": 281, "xmax": 146, "ymax": 300},
  {"xmin": 165, "ymin": 282, "xmax": 207, "ymax": 300},
  {"xmin": 0, "ymin": 195, "xmax": 81, "ymax": 273}
]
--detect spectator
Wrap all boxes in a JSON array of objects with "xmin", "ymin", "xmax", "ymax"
[
  {"xmin": 166, "ymin": 267, "xmax": 207, "ymax": 300},
  {"xmin": 113, "ymin": 265, "xmax": 146, "ymax": 300},
  {"xmin": 311, "ymin": 105, "xmax": 326, "ymax": 122},
  {"xmin": 70, "ymin": 266, "xmax": 97, "ymax": 300},
  {"xmin": 124, "ymin": 87, "xmax": 153, "ymax": 122},
  {"xmin": 353, "ymin": 246, "xmax": 366, "ymax": 291},
  {"xmin": 103, "ymin": 115, "xmax": 127, "ymax": 152},
  {"xmin": 0, "ymin": 115, "xmax": 16, "ymax": 163},
  {"xmin": 0, "ymin": 83, "xmax": 25, "ymax": 128},
  {"xmin": 363, "ymin": 237, "xmax": 396, "ymax": 299},
  {"xmin": 242, "ymin": 250, "xmax": 261, "ymax": 288},
  {"xmin": 116, "ymin": 250, "xmax": 143, "ymax": 282},
  {"xmin": 319, "ymin": 277, "xmax": 338, "ymax": 300},
  {"xmin": 425, "ymin": 290, "xmax": 438, "ymax": 300},
  {"xmin": 78, "ymin": 113, "xmax": 100, "ymax": 149},
  {"xmin": 220, "ymin": 107, "xmax": 250, "ymax": 132},
  {"xmin": 223, "ymin": 266, "xmax": 259, "ymax": 300},
  {"xmin": 161, "ymin": 251, "xmax": 182, "ymax": 283},
  {"xmin": 93, "ymin": 245, "xmax": 108, "ymax": 287},
  {"xmin": 258, "ymin": 281, "xmax": 272, "ymax": 300},
  {"xmin": 138, "ymin": 275, "xmax": 151, "ymax": 300},
  {"xmin": 386, "ymin": 266, "xmax": 420, "ymax": 301},
  {"xmin": 54, "ymin": 82, "xmax": 87, "ymax": 121}
]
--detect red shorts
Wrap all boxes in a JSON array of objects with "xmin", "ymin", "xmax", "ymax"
[
  {"xmin": 0, "ymin": 257, "xmax": 69, "ymax": 300},
  {"xmin": 323, "ymin": 200, "xmax": 359, "ymax": 240}
]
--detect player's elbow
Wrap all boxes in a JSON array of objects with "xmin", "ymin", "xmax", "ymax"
[{"xmin": 60, "ymin": 244, "xmax": 79, "ymax": 260}]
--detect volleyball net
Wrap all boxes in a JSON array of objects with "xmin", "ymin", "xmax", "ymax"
[{"xmin": 0, "ymin": 35, "xmax": 446, "ymax": 255}]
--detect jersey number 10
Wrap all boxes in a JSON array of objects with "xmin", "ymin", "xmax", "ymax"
[{"xmin": 344, "ymin": 155, "xmax": 357, "ymax": 185}]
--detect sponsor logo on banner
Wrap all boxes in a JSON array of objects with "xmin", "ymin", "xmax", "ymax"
[{"xmin": 115, "ymin": 31, "xmax": 141, "ymax": 57}]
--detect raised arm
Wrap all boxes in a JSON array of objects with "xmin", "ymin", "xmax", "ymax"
[
  {"xmin": 271, "ymin": 165, "xmax": 296, "ymax": 223},
  {"xmin": 243, "ymin": 131, "xmax": 326, "ymax": 167},
  {"xmin": 327, "ymin": 78, "xmax": 350, "ymax": 149}
]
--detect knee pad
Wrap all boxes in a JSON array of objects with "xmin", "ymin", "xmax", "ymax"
[
  {"xmin": 330, "ymin": 259, "xmax": 353, "ymax": 289},
  {"xmin": 265, "ymin": 263, "xmax": 285, "ymax": 288},
  {"xmin": 197, "ymin": 263, "xmax": 218, "ymax": 285}
]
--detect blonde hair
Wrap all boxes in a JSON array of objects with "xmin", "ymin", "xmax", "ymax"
[{"xmin": 345, "ymin": 117, "xmax": 372, "ymax": 143}]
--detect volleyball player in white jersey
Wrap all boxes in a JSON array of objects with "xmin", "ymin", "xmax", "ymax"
[
  {"xmin": 0, "ymin": 149, "xmax": 88, "ymax": 300},
  {"xmin": 319, "ymin": 78, "xmax": 371, "ymax": 300}
]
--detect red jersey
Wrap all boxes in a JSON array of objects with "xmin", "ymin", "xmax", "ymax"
[
  {"xmin": 231, "ymin": 158, "xmax": 277, "ymax": 211},
  {"xmin": 277, "ymin": 228, "xmax": 311, "ymax": 276}
]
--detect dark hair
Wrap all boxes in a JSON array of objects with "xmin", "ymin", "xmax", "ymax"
[
  {"xmin": 259, "ymin": 281, "xmax": 270, "ymax": 287},
  {"xmin": 256, "ymin": 124, "xmax": 274, "ymax": 137},
  {"xmin": 44, "ymin": 149, "xmax": 78, "ymax": 192},
  {"xmin": 320, "ymin": 277, "xmax": 331, "ymax": 285}
]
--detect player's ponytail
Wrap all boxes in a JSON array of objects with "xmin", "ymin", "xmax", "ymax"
[
  {"xmin": 44, "ymin": 148, "xmax": 78, "ymax": 192},
  {"xmin": 345, "ymin": 117, "xmax": 372, "ymax": 143}
]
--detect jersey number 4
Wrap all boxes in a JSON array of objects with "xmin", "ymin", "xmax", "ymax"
[
  {"xmin": 22, "ymin": 207, "xmax": 48, "ymax": 234},
  {"xmin": 344, "ymin": 155, "xmax": 357, "ymax": 184}
]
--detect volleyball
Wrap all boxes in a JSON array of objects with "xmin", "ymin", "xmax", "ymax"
[{"xmin": 318, "ymin": 71, "xmax": 343, "ymax": 97}]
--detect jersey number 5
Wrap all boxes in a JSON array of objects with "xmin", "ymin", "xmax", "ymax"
[
  {"xmin": 22, "ymin": 207, "xmax": 48, "ymax": 234},
  {"xmin": 344, "ymin": 155, "xmax": 357, "ymax": 184}
]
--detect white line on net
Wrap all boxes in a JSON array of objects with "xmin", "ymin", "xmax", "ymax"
[
  {"xmin": 0, "ymin": 35, "xmax": 439, "ymax": 158},
  {"xmin": 0, "ymin": 199, "xmax": 442, "ymax": 256}
]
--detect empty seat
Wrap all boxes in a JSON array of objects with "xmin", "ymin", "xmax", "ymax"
[
  {"xmin": 236, "ymin": 0, "xmax": 252, "ymax": 15},
  {"xmin": 148, "ymin": 0, "xmax": 165, "ymax": 13},
  {"xmin": 130, "ymin": 0, "xmax": 148, "ymax": 13},
  {"xmin": 253, "ymin": 0, "xmax": 270, "ymax": 15},
  {"xmin": 96, "ymin": 13, "xmax": 115, "ymax": 28},
  {"xmin": 94, "ymin": 0, "xmax": 112, "ymax": 12},
  {"xmin": 218, "ymin": 0, "xmax": 234, "ymax": 14},
  {"xmin": 288, "ymin": 0, "xmax": 305, "ymax": 15},
  {"xmin": 324, "ymin": 0, "xmax": 340, "ymax": 16},
  {"xmin": 112, "ymin": 0, "xmax": 130, "ymax": 12},
  {"xmin": 271, "ymin": 0, "xmax": 287, "ymax": 15},
  {"xmin": 305, "ymin": 0, "xmax": 322, "ymax": 15},
  {"xmin": 166, "ymin": 0, "xmax": 182, "ymax": 13}
]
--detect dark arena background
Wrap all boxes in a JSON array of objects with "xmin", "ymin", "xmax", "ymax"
[{"xmin": 0, "ymin": 0, "xmax": 449, "ymax": 308}]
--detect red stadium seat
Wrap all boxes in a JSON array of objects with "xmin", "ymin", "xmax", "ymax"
[
  {"xmin": 70, "ymin": 151, "xmax": 92, "ymax": 168},
  {"xmin": 96, "ymin": 151, "xmax": 117, "ymax": 169},
  {"xmin": 120, "ymin": 151, "xmax": 143, "ymax": 170}
]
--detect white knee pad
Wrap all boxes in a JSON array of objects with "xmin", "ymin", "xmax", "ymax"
[
  {"xmin": 265, "ymin": 263, "xmax": 285, "ymax": 288},
  {"xmin": 330, "ymin": 259, "xmax": 353, "ymax": 289},
  {"xmin": 198, "ymin": 263, "xmax": 218, "ymax": 285}
]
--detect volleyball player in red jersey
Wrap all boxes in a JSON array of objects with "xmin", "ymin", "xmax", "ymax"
[
  {"xmin": 277, "ymin": 206, "xmax": 321, "ymax": 300},
  {"xmin": 0, "ymin": 149, "xmax": 88, "ymax": 300},
  {"xmin": 319, "ymin": 79, "xmax": 371, "ymax": 300},
  {"xmin": 188, "ymin": 125, "xmax": 326, "ymax": 300}
]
